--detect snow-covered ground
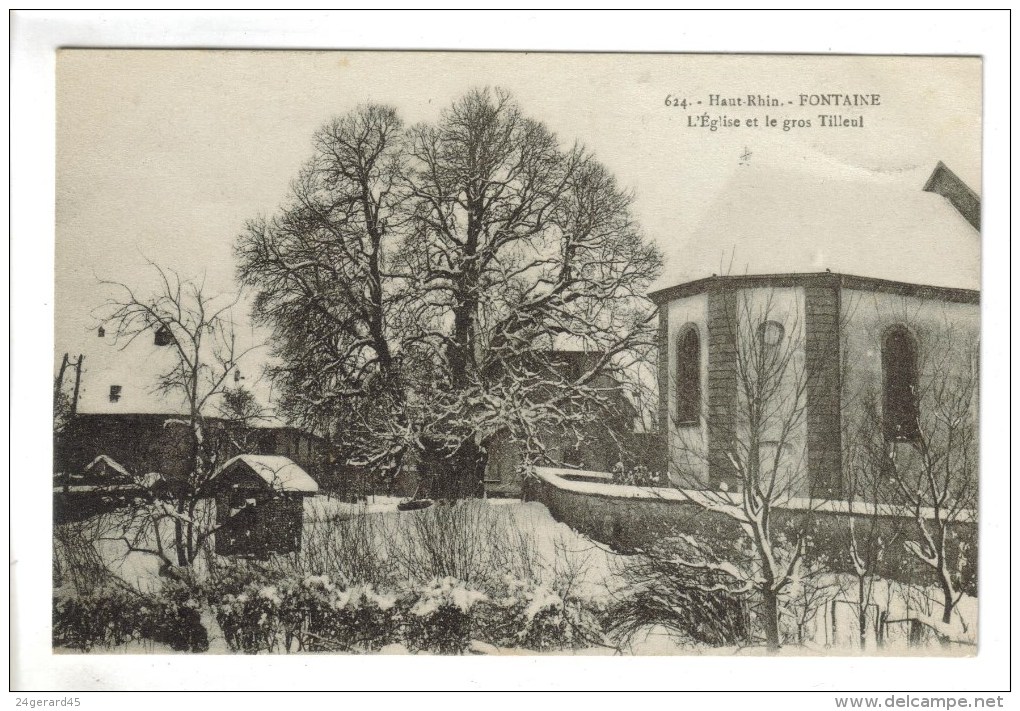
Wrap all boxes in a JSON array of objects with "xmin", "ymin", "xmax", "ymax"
[
  {"xmin": 57, "ymin": 497, "xmax": 975, "ymax": 655},
  {"xmin": 303, "ymin": 494, "xmax": 406, "ymax": 520},
  {"xmin": 303, "ymin": 493, "xmax": 540, "ymax": 520}
]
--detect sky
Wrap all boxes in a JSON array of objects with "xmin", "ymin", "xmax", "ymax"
[{"xmin": 56, "ymin": 51, "xmax": 982, "ymax": 358}]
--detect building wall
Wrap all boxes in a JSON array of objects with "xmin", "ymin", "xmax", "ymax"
[
  {"xmin": 705, "ymin": 289, "xmax": 737, "ymax": 488},
  {"xmin": 522, "ymin": 472, "xmax": 976, "ymax": 593},
  {"xmin": 841, "ymin": 289, "xmax": 980, "ymax": 399},
  {"xmin": 840, "ymin": 288, "xmax": 980, "ymax": 496},
  {"xmin": 262, "ymin": 428, "xmax": 326, "ymax": 482},
  {"xmin": 659, "ymin": 276, "xmax": 979, "ymax": 501},
  {"xmin": 665, "ymin": 292, "xmax": 709, "ymax": 484},
  {"xmin": 727, "ymin": 286, "xmax": 808, "ymax": 495},
  {"xmin": 804, "ymin": 281, "xmax": 843, "ymax": 496},
  {"xmin": 58, "ymin": 414, "xmax": 198, "ymax": 481},
  {"xmin": 665, "ymin": 286, "xmax": 810, "ymax": 496},
  {"xmin": 58, "ymin": 415, "xmax": 326, "ymax": 486}
]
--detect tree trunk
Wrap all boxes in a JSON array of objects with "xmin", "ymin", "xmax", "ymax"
[
  {"xmin": 858, "ymin": 576, "xmax": 868, "ymax": 649},
  {"xmin": 54, "ymin": 353, "xmax": 69, "ymax": 406},
  {"xmin": 761, "ymin": 588, "xmax": 782, "ymax": 653},
  {"xmin": 173, "ymin": 516, "xmax": 188, "ymax": 567},
  {"xmin": 186, "ymin": 499, "xmax": 198, "ymax": 564},
  {"xmin": 421, "ymin": 438, "xmax": 486, "ymax": 500},
  {"xmin": 940, "ymin": 577, "xmax": 955, "ymax": 625}
]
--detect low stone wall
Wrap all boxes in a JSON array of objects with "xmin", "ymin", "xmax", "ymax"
[{"xmin": 522, "ymin": 467, "xmax": 976, "ymax": 594}]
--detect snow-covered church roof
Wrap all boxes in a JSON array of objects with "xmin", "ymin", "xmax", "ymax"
[{"xmin": 651, "ymin": 154, "xmax": 980, "ymax": 295}]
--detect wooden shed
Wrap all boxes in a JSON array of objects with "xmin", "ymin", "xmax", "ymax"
[{"xmin": 212, "ymin": 454, "xmax": 318, "ymax": 558}]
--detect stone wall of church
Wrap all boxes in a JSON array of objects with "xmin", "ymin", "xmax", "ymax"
[
  {"xmin": 664, "ymin": 292, "xmax": 709, "ymax": 485},
  {"xmin": 840, "ymin": 287, "xmax": 980, "ymax": 497},
  {"xmin": 664, "ymin": 284, "xmax": 810, "ymax": 496},
  {"xmin": 804, "ymin": 279, "xmax": 843, "ymax": 496},
  {"xmin": 658, "ymin": 275, "xmax": 979, "ymax": 501}
]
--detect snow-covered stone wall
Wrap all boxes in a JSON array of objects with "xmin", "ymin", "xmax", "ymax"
[{"xmin": 523, "ymin": 467, "xmax": 977, "ymax": 594}]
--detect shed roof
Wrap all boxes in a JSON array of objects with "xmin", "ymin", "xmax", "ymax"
[{"xmin": 215, "ymin": 455, "xmax": 319, "ymax": 494}]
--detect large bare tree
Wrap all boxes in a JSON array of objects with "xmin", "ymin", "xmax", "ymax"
[{"xmin": 238, "ymin": 89, "xmax": 662, "ymax": 498}]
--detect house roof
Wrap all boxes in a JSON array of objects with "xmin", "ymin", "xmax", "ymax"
[
  {"xmin": 68, "ymin": 325, "xmax": 294, "ymax": 430},
  {"xmin": 215, "ymin": 454, "xmax": 319, "ymax": 494},
  {"xmin": 73, "ymin": 333, "xmax": 193, "ymax": 415},
  {"xmin": 56, "ymin": 454, "xmax": 164, "ymax": 492},
  {"xmin": 85, "ymin": 454, "xmax": 132, "ymax": 479},
  {"xmin": 652, "ymin": 156, "xmax": 980, "ymax": 295}
]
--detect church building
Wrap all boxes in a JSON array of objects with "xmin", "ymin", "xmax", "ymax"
[{"xmin": 649, "ymin": 159, "xmax": 980, "ymax": 499}]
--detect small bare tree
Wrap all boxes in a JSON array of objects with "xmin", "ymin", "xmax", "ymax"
[
  {"xmin": 886, "ymin": 323, "xmax": 978, "ymax": 626},
  {"xmin": 837, "ymin": 294, "xmax": 905, "ymax": 649},
  {"xmin": 785, "ymin": 555, "xmax": 839, "ymax": 646},
  {"xmin": 98, "ymin": 263, "xmax": 259, "ymax": 570},
  {"xmin": 218, "ymin": 384, "xmax": 270, "ymax": 454},
  {"xmin": 667, "ymin": 290, "xmax": 815, "ymax": 652},
  {"xmin": 840, "ymin": 399, "xmax": 904, "ymax": 648},
  {"xmin": 837, "ymin": 298, "xmax": 978, "ymax": 635}
]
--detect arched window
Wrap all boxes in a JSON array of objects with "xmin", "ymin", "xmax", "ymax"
[
  {"xmin": 676, "ymin": 325, "xmax": 700, "ymax": 426},
  {"xmin": 882, "ymin": 326, "xmax": 920, "ymax": 442}
]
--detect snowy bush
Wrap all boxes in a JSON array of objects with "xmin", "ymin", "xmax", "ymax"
[
  {"xmin": 274, "ymin": 574, "xmax": 329, "ymax": 652},
  {"xmin": 213, "ymin": 583, "xmax": 284, "ymax": 654},
  {"xmin": 295, "ymin": 510, "xmax": 395, "ymax": 587},
  {"xmin": 53, "ymin": 521, "xmax": 120, "ymax": 596},
  {"xmin": 611, "ymin": 463, "xmax": 665, "ymax": 488},
  {"xmin": 317, "ymin": 583, "xmax": 400, "ymax": 652},
  {"xmin": 277, "ymin": 575, "xmax": 399, "ymax": 653},
  {"xmin": 137, "ymin": 580, "xmax": 209, "ymax": 652},
  {"xmin": 203, "ymin": 559, "xmax": 278, "ymax": 600},
  {"xmin": 401, "ymin": 577, "xmax": 486, "ymax": 654},
  {"xmin": 387, "ymin": 500, "xmax": 541, "ymax": 588},
  {"xmin": 608, "ymin": 538, "xmax": 751, "ymax": 649},
  {"xmin": 475, "ymin": 576, "xmax": 608, "ymax": 651},
  {"xmin": 53, "ymin": 581, "xmax": 208, "ymax": 652},
  {"xmin": 204, "ymin": 560, "xmax": 282, "ymax": 652},
  {"xmin": 53, "ymin": 584, "xmax": 143, "ymax": 651},
  {"xmin": 205, "ymin": 567, "xmax": 404, "ymax": 654},
  {"xmin": 511, "ymin": 582, "xmax": 569, "ymax": 650}
]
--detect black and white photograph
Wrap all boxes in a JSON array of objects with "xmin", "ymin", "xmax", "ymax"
[{"xmin": 10, "ymin": 10, "xmax": 1011, "ymax": 697}]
